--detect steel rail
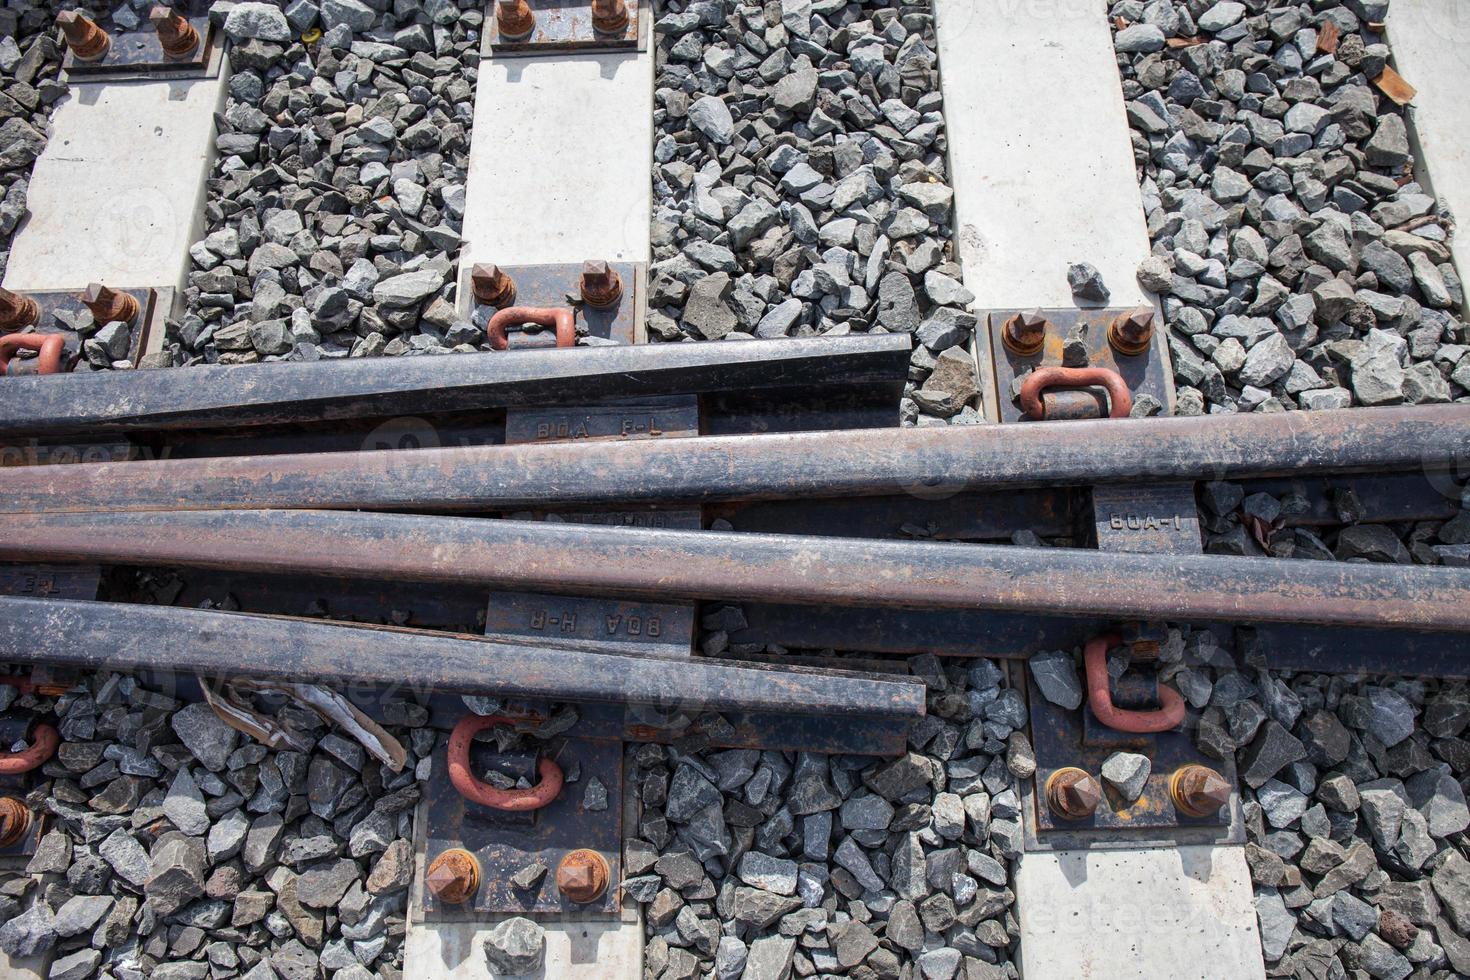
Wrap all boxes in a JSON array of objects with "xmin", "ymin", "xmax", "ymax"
[
  {"xmin": 0, "ymin": 595, "xmax": 927, "ymax": 721},
  {"xmin": 4, "ymin": 509, "xmax": 1469, "ymax": 632},
  {"xmin": 1, "ymin": 404, "xmax": 1465, "ymax": 513},
  {"xmin": 0, "ymin": 334, "xmax": 909, "ymax": 436}
]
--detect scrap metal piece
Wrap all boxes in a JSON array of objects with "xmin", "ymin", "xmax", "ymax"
[
  {"xmin": 1020, "ymin": 366, "xmax": 1133, "ymax": 420},
  {"xmin": 496, "ymin": 0, "xmax": 536, "ymax": 40},
  {"xmin": 578, "ymin": 260, "xmax": 624, "ymax": 308},
  {"xmin": 485, "ymin": 307, "xmax": 576, "ymax": 352},
  {"xmin": 150, "ymin": 5, "xmax": 199, "ymax": 57},
  {"xmin": 80, "ymin": 283, "xmax": 140, "ymax": 326},
  {"xmin": 0, "ymin": 335, "xmax": 65, "ymax": 377},
  {"xmin": 0, "ymin": 796, "xmax": 32, "ymax": 848},
  {"xmin": 1106, "ymin": 307, "xmax": 1155, "ymax": 356},
  {"xmin": 426, "ymin": 848, "xmax": 481, "ymax": 904},
  {"xmin": 557, "ymin": 848, "xmax": 611, "ymax": 903},
  {"xmin": 448, "ymin": 714, "xmax": 564, "ymax": 811},
  {"xmin": 1171, "ymin": 764, "xmax": 1232, "ymax": 818},
  {"xmin": 470, "ymin": 263, "xmax": 517, "ymax": 308},
  {"xmin": 1083, "ymin": 633, "xmax": 1185, "ymax": 733},
  {"xmin": 1001, "ymin": 311, "xmax": 1048, "ymax": 356},
  {"xmin": 56, "ymin": 10, "xmax": 110, "ymax": 61},
  {"xmin": 0, "ymin": 722, "xmax": 58, "ymax": 775},
  {"xmin": 1373, "ymin": 66, "xmax": 1417, "ymax": 107},
  {"xmin": 1046, "ymin": 767, "xmax": 1101, "ymax": 820},
  {"xmin": 0, "ymin": 287, "xmax": 39, "ymax": 331}
]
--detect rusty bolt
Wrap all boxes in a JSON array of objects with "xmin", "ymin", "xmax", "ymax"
[
  {"xmin": 1046, "ymin": 767, "xmax": 1102, "ymax": 821},
  {"xmin": 0, "ymin": 287, "xmax": 40, "ymax": 331},
  {"xmin": 0, "ymin": 796, "xmax": 32, "ymax": 849},
  {"xmin": 1001, "ymin": 310, "xmax": 1048, "ymax": 357},
  {"xmin": 1108, "ymin": 306, "xmax": 1156, "ymax": 356},
  {"xmin": 1171, "ymin": 764, "xmax": 1232, "ymax": 818},
  {"xmin": 150, "ymin": 6, "xmax": 200, "ymax": 58},
  {"xmin": 591, "ymin": 0, "xmax": 630, "ymax": 34},
  {"xmin": 426, "ymin": 848, "xmax": 480, "ymax": 904},
  {"xmin": 81, "ymin": 284, "xmax": 140, "ymax": 326},
  {"xmin": 57, "ymin": 10, "xmax": 111, "ymax": 62},
  {"xmin": 556, "ymin": 848, "xmax": 611, "ymax": 904},
  {"xmin": 496, "ymin": 0, "xmax": 536, "ymax": 40},
  {"xmin": 470, "ymin": 263, "xmax": 517, "ymax": 308},
  {"xmin": 579, "ymin": 260, "xmax": 624, "ymax": 308}
]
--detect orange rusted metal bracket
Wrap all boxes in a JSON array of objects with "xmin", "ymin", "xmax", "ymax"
[
  {"xmin": 1083, "ymin": 632, "xmax": 1185, "ymax": 734},
  {"xmin": 1020, "ymin": 366, "xmax": 1133, "ymax": 420},
  {"xmin": 0, "ymin": 722, "xmax": 59, "ymax": 775},
  {"xmin": 485, "ymin": 306, "xmax": 576, "ymax": 352},
  {"xmin": 0, "ymin": 334, "xmax": 66, "ymax": 377},
  {"xmin": 447, "ymin": 714, "xmax": 565, "ymax": 811}
]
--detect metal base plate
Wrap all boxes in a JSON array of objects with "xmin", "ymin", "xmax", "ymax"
[
  {"xmin": 420, "ymin": 731, "xmax": 622, "ymax": 916},
  {"xmin": 2, "ymin": 287, "xmax": 161, "ymax": 375},
  {"xmin": 62, "ymin": 18, "xmax": 218, "ymax": 80},
  {"xmin": 983, "ymin": 307, "xmax": 1172, "ymax": 422},
  {"xmin": 470, "ymin": 263, "xmax": 644, "ymax": 348},
  {"xmin": 1020, "ymin": 662, "xmax": 1245, "ymax": 851},
  {"xmin": 483, "ymin": 0, "xmax": 642, "ymax": 55}
]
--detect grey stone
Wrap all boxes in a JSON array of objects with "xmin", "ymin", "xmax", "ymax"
[
  {"xmin": 483, "ymin": 917, "xmax": 545, "ymax": 974},
  {"xmin": 1029, "ymin": 649, "xmax": 1083, "ymax": 709},
  {"xmin": 165, "ymin": 766, "xmax": 211, "ymax": 836},
  {"xmin": 224, "ymin": 2, "xmax": 293, "ymax": 41},
  {"xmin": 171, "ymin": 702, "xmax": 239, "ymax": 772},
  {"xmin": 737, "ymin": 851, "xmax": 798, "ymax": 896},
  {"xmin": 689, "ymin": 97, "xmax": 734, "ymax": 144},
  {"xmin": 0, "ymin": 902, "xmax": 55, "ymax": 958},
  {"xmin": 1067, "ymin": 262, "xmax": 1110, "ymax": 304},
  {"xmin": 1101, "ymin": 751, "xmax": 1151, "ymax": 802}
]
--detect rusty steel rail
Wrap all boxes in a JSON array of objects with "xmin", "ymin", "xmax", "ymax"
[
  {"xmin": 0, "ymin": 333, "xmax": 909, "ymax": 436},
  {"xmin": 0, "ymin": 595, "xmax": 927, "ymax": 721},
  {"xmin": 4, "ymin": 509, "xmax": 1470, "ymax": 633},
  {"xmin": 0, "ymin": 404, "xmax": 1464, "ymax": 513}
]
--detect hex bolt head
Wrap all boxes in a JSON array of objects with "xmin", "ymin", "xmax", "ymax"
[
  {"xmin": 426, "ymin": 848, "xmax": 481, "ymax": 904},
  {"xmin": 1171, "ymin": 764, "xmax": 1232, "ymax": 818},
  {"xmin": 556, "ymin": 848, "xmax": 611, "ymax": 904},
  {"xmin": 81, "ymin": 284, "xmax": 140, "ymax": 326},
  {"xmin": 150, "ymin": 6, "xmax": 200, "ymax": 58},
  {"xmin": 56, "ymin": 10, "xmax": 111, "ymax": 62},
  {"xmin": 579, "ymin": 260, "xmax": 624, "ymax": 308},
  {"xmin": 0, "ymin": 796, "xmax": 32, "ymax": 849},
  {"xmin": 591, "ymin": 0, "xmax": 630, "ymax": 34},
  {"xmin": 470, "ymin": 263, "xmax": 517, "ymax": 308},
  {"xmin": 1046, "ymin": 767, "xmax": 1102, "ymax": 821},
  {"xmin": 1001, "ymin": 310, "xmax": 1049, "ymax": 357},
  {"xmin": 0, "ymin": 287, "xmax": 40, "ymax": 331},
  {"xmin": 1108, "ymin": 306, "xmax": 1156, "ymax": 356},
  {"xmin": 496, "ymin": 0, "xmax": 536, "ymax": 40}
]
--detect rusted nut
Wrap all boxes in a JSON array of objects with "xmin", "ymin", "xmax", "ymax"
[
  {"xmin": 0, "ymin": 723, "xmax": 60, "ymax": 776},
  {"xmin": 485, "ymin": 306, "xmax": 576, "ymax": 353},
  {"xmin": 0, "ymin": 334, "xmax": 66, "ymax": 377},
  {"xmin": 470, "ymin": 263, "xmax": 516, "ymax": 309},
  {"xmin": 557, "ymin": 848, "xmax": 611, "ymax": 904},
  {"xmin": 447, "ymin": 714, "xmax": 565, "ymax": 811},
  {"xmin": 1107, "ymin": 306, "xmax": 1156, "ymax": 356},
  {"xmin": 150, "ymin": 6, "xmax": 200, "ymax": 58},
  {"xmin": 81, "ymin": 284, "xmax": 140, "ymax": 326},
  {"xmin": 0, "ymin": 287, "xmax": 40, "ymax": 331},
  {"xmin": 1001, "ymin": 310, "xmax": 1048, "ymax": 357},
  {"xmin": 496, "ymin": 0, "xmax": 536, "ymax": 40},
  {"xmin": 1171, "ymin": 764, "xmax": 1232, "ymax": 818},
  {"xmin": 1046, "ymin": 767, "xmax": 1102, "ymax": 821},
  {"xmin": 1019, "ymin": 366, "xmax": 1133, "ymax": 420},
  {"xmin": 57, "ymin": 10, "xmax": 111, "ymax": 61},
  {"xmin": 426, "ymin": 848, "xmax": 481, "ymax": 904},
  {"xmin": 0, "ymin": 797, "xmax": 33, "ymax": 849},
  {"xmin": 579, "ymin": 260, "xmax": 624, "ymax": 308},
  {"xmin": 1083, "ymin": 632, "xmax": 1186, "ymax": 733},
  {"xmin": 591, "ymin": 0, "xmax": 630, "ymax": 34}
]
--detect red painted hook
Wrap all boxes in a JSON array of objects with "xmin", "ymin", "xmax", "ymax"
[
  {"xmin": 1083, "ymin": 633, "xmax": 1186, "ymax": 734},
  {"xmin": 447, "ymin": 714, "xmax": 564, "ymax": 811},
  {"xmin": 1019, "ymin": 366, "xmax": 1132, "ymax": 420},
  {"xmin": 0, "ymin": 722, "xmax": 59, "ymax": 775},
  {"xmin": 0, "ymin": 334, "xmax": 65, "ymax": 376},
  {"xmin": 484, "ymin": 306, "xmax": 576, "ymax": 352}
]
